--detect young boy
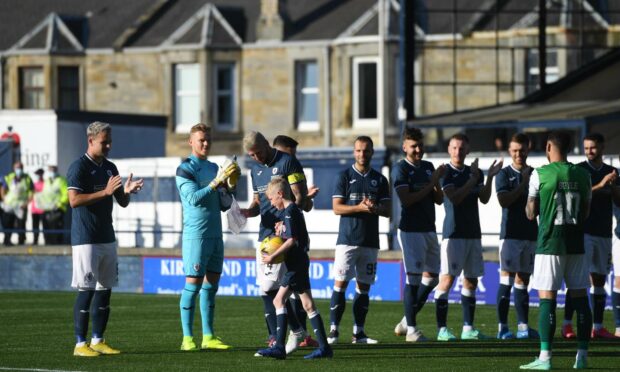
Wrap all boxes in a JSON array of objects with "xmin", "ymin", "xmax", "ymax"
[{"xmin": 255, "ymin": 178, "xmax": 332, "ymax": 360}]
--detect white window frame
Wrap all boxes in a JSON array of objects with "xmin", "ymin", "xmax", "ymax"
[
  {"xmin": 295, "ymin": 60, "xmax": 320, "ymax": 132},
  {"xmin": 174, "ymin": 63, "xmax": 201, "ymax": 133},
  {"xmin": 526, "ymin": 49, "xmax": 560, "ymax": 94},
  {"xmin": 213, "ymin": 63, "xmax": 237, "ymax": 132},
  {"xmin": 352, "ymin": 56, "xmax": 380, "ymax": 129}
]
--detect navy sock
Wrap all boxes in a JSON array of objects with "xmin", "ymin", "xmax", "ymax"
[
  {"xmin": 461, "ymin": 294, "xmax": 476, "ymax": 326},
  {"xmin": 262, "ymin": 291, "xmax": 278, "ymax": 338},
  {"xmin": 309, "ymin": 312, "xmax": 329, "ymax": 349},
  {"xmin": 91, "ymin": 289, "xmax": 112, "ymax": 339},
  {"xmin": 404, "ymin": 284, "xmax": 419, "ymax": 327},
  {"xmin": 514, "ymin": 287, "xmax": 530, "ymax": 325},
  {"xmin": 416, "ymin": 284, "xmax": 434, "ymax": 314},
  {"xmin": 613, "ymin": 291, "xmax": 620, "ymax": 327},
  {"xmin": 591, "ymin": 292, "xmax": 606, "ymax": 325},
  {"xmin": 276, "ymin": 312, "xmax": 288, "ymax": 348},
  {"xmin": 285, "ymin": 299, "xmax": 302, "ymax": 332},
  {"xmin": 74, "ymin": 290, "xmax": 95, "ymax": 343},
  {"xmin": 564, "ymin": 292, "xmax": 574, "ymax": 322},
  {"xmin": 329, "ymin": 290, "xmax": 346, "ymax": 326},
  {"xmin": 496, "ymin": 284, "xmax": 512, "ymax": 325},
  {"xmin": 352, "ymin": 292, "xmax": 369, "ymax": 330},
  {"xmin": 573, "ymin": 296, "xmax": 592, "ymax": 349},
  {"xmin": 436, "ymin": 298, "xmax": 448, "ymax": 328},
  {"xmin": 292, "ymin": 297, "xmax": 308, "ymax": 331}
]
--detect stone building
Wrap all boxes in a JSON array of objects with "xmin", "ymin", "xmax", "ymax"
[{"xmin": 1, "ymin": 0, "xmax": 618, "ymax": 156}]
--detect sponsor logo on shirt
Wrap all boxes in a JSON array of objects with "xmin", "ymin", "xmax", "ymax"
[
  {"xmin": 349, "ymin": 179, "xmax": 357, "ymax": 184},
  {"xmin": 272, "ymin": 168, "xmax": 278, "ymax": 174}
]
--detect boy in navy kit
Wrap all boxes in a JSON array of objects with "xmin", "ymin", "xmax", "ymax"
[{"xmin": 255, "ymin": 178, "xmax": 332, "ymax": 360}]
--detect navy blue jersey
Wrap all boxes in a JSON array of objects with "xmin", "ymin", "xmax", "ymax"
[
  {"xmin": 333, "ymin": 165, "xmax": 390, "ymax": 248},
  {"xmin": 579, "ymin": 160, "xmax": 619, "ymax": 237},
  {"xmin": 391, "ymin": 159, "xmax": 436, "ymax": 232},
  {"xmin": 281, "ymin": 203, "xmax": 310, "ymax": 271},
  {"xmin": 67, "ymin": 154, "xmax": 119, "ymax": 245},
  {"xmin": 250, "ymin": 150, "xmax": 306, "ymax": 241},
  {"xmin": 614, "ymin": 204, "xmax": 620, "ymax": 239},
  {"xmin": 495, "ymin": 165, "xmax": 538, "ymax": 241},
  {"xmin": 441, "ymin": 163, "xmax": 483, "ymax": 239}
]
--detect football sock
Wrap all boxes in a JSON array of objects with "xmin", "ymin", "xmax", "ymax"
[
  {"xmin": 514, "ymin": 283, "xmax": 530, "ymax": 326},
  {"xmin": 74, "ymin": 290, "xmax": 95, "ymax": 344},
  {"xmin": 538, "ymin": 298, "xmax": 557, "ymax": 354},
  {"xmin": 180, "ymin": 283, "xmax": 200, "ymax": 337},
  {"xmin": 435, "ymin": 291, "xmax": 448, "ymax": 328},
  {"xmin": 590, "ymin": 287, "xmax": 606, "ymax": 327},
  {"xmin": 285, "ymin": 299, "xmax": 303, "ymax": 333},
  {"xmin": 262, "ymin": 290, "xmax": 278, "ymax": 337},
  {"xmin": 613, "ymin": 289, "xmax": 620, "ymax": 328},
  {"xmin": 352, "ymin": 289, "xmax": 369, "ymax": 330},
  {"xmin": 496, "ymin": 284, "xmax": 512, "ymax": 325},
  {"xmin": 461, "ymin": 288, "xmax": 476, "ymax": 326},
  {"xmin": 292, "ymin": 296, "xmax": 308, "ymax": 331},
  {"xmin": 91, "ymin": 288, "xmax": 112, "ymax": 339},
  {"xmin": 329, "ymin": 287, "xmax": 346, "ymax": 326},
  {"xmin": 404, "ymin": 284, "xmax": 419, "ymax": 327},
  {"xmin": 416, "ymin": 276, "xmax": 438, "ymax": 314},
  {"xmin": 275, "ymin": 308, "xmax": 288, "ymax": 348},
  {"xmin": 573, "ymin": 295, "xmax": 592, "ymax": 350},
  {"xmin": 563, "ymin": 292, "xmax": 574, "ymax": 323},
  {"xmin": 308, "ymin": 311, "xmax": 329, "ymax": 349},
  {"xmin": 200, "ymin": 282, "xmax": 218, "ymax": 336}
]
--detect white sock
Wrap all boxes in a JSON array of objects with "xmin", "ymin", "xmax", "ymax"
[
  {"xmin": 518, "ymin": 323, "xmax": 529, "ymax": 332},
  {"xmin": 538, "ymin": 350, "xmax": 551, "ymax": 361},
  {"xmin": 330, "ymin": 325, "xmax": 338, "ymax": 332},
  {"xmin": 462, "ymin": 325, "xmax": 473, "ymax": 332},
  {"xmin": 593, "ymin": 323, "xmax": 603, "ymax": 331},
  {"xmin": 353, "ymin": 325, "xmax": 363, "ymax": 334},
  {"xmin": 498, "ymin": 323, "xmax": 508, "ymax": 332},
  {"xmin": 76, "ymin": 341, "xmax": 86, "ymax": 347},
  {"xmin": 91, "ymin": 337, "xmax": 102, "ymax": 345},
  {"xmin": 407, "ymin": 326, "xmax": 417, "ymax": 334},
  {"xmin": 438, "ymin": 326, "xmax": 447, "ymax": 333}
]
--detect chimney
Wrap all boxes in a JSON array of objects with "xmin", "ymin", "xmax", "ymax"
[{"xmin": 257, "ymin": 0, "xmax": 283, "ymax": 41}]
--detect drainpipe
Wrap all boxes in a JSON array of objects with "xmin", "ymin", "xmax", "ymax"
[
  {"xmin": 378, "ymin": 0, "xmax": 386, "ymax": 147},
  {"xmin": 323, "ymin": 46, "xmax": 331, "ymax": 148},
  {"xmin": 0, "ymin": 55, "xmax": 4, "ymax": 108}
]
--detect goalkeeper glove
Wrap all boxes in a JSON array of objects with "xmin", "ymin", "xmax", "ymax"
[{"xmin": 209, "ymin": 162, "xmax": 239, "ymax": 189}]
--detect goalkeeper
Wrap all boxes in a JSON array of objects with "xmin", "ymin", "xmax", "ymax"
[{"xmin": 175, "ymin": 123, "xmax": 240, "ymax": 351}]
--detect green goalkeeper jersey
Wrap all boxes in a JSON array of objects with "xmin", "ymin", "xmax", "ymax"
[{"xmin": 528, "ymin": 161, "xmax": 591, "ymax": 255}]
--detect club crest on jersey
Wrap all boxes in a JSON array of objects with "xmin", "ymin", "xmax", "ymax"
[
  {"xmin": 85, "ymin": 272, "xmax": 94, "ymax": 283},
  {"xmin": 426, "ymin": 170, "xmax": 432, "ymax": 176},
  {"xmin": 409, "ymin": 171, "xmax": 415, "ymax": 175},
  {"xmin": 106, "ymin": 170, "xmax": 113, "ymax": 177},
  {"xmin": 371, "ymin": 179, "xmax": 378, "ymax": 187},
  {"xmin": 272, "ymin": 168, "xmax": 278, "ymax": 174},
  {"xmin": 193, "ymin": 263, "xmax": 201, "ymax": 273}
]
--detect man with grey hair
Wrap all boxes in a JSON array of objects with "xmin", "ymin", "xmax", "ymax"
[
  {"xmin": 241, "ymin": 130, "xmax": 311, "ymax": 351},
  {"xmin": 67, "ymin": 121, "xmax": 144, "ymax": 357}
]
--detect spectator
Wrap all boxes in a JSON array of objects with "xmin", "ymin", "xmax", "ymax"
[
  {"xmin": 1, "ymin": 161, "xmax": 33, "ymax": 246},
  {"xmin": 31, "ymin": 168, "xmax": 45, "ymax": 245},
  {"xmin": 38, "ymin": 165, "xmax": 69, "ymax": 245},
  {"xmin": 1, "ymin": 126, "xmax": 22, "ymax": 161}
]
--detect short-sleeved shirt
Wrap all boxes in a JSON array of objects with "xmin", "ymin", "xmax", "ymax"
[
  {"xmin": 333, "ymin": 165, "xmax": 391, "ymax": 248},
  {"xmin": 528, "ymin": 161, "xmax": 592, "ymax": 255},
  {"xmin": 67, "ymin": 154, "xmax": 119, "ymax": 245},
  {"xmin": 281, "ymin": 203, "xmax": 310, "ymax": 272},
  {"xmin": 175, "ymin": 155, "xmax": 223, "ymax": 240},
  {"xmin": 578, "ymin": 160, "xmax": 619, "ymax": 238},
  {"xmin": 495, "ymin": 165, "xmax": 538, "ymax": 241},
  {"xmin": 441, "ymin": 163, "xmax": 484, "ymax": 239},
  {"xmin": 250, "ymin": 150, "xmax": 306, "ymax": 241},
  {"xmin": 391, "ymin": 159, "xmax": 436, "ymax": 232}
]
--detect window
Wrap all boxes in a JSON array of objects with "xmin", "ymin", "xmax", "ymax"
[
  {"xmin": 174, "ymin": 63, "xmax": 201, "ymax": 133},
  {"xmin": 295, "ymin": 61, "xmax": 319, "ymax": 131},
  {"xmin": 353, "ymin": 57, "xmax": 379, "ymax": 128},
  {"xmin": 526, "ymin": 49, "xmax": 559, "ymax": 94},
  {"xmin": 58, "ymin": 66, "xmax": 80, "ymax": 110},
  {"xmin": 19, "ymin": 67, "xmax": 44, "ymax": 109},
  {"xmin": 214, "ymin": 63, "xmax": 235, "ymax": 131}
]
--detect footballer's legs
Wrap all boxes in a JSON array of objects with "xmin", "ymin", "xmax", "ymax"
[
  {"xmin": 514, "ymin": 272, "xmax": 536, "ymax": 338},
  {"xmin": 569, "ymin": 288, "xmax": 591, "ymax": 366},
  {"xmin": 434, "ymin": 274, "xmax": 455, "ymax": 341},
  {"xmin": 200, "ymin": 271, "xmax": 231, "ymax": 349},
  {"xmin": 460, "ymin": 277, "xmax": 481, "ymax": 339},
  {"xmin": 180, "ymin": 276, "xmax": 201, "ymax": 350},
  {"xmin": 539, "ymin": 290, "xmax": 557, "ymax": 363},
  {"xmin": 328, "ymin": 280, "xmax": 348, "ymax": 344},
  {"xmin": 352, "ymin": 281, "xmax": 376, "ymax": 343},
  {"xmin": 497, "ymin": 272, "xmax": 515, "ymax": 339},
  {"xmin": 417, "ymin": 273, "xmax": 438, "ymax": 315},
  {"xmin": 89, "ymin": 287, "xmax": 120, "ymax": 354},
  {"xmin": 613, "ymin": 276, "xmax": 620, "ymax": 337},
  {"xmin": 403, "ymin": 273, "xmax": 421, "ymax": 337},
  {"xmin": 298, "ymin": 290, "xmax": 333, "ymax": 359},
  {"xmin": 262, "ymin": 289, "xmax": 279, "ymax": 343},
  {"xmin": 73, "ymin": 289, "xmax": 99, "ymax": 356},
  {"xmin": 256, "ymin": 287, "xmax": 291, "ymax": 359},
  {"xmin": 590, "ymin": 273, "xmax": 612, "ymax": 338}
]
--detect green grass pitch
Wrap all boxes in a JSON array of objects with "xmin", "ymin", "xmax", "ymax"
[{"xmin": 0, "ymin": 291, "xmax": 618, "ymax": 371}]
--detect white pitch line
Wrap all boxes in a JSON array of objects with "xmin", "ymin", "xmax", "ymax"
[{"xmin": 0, "ymin": 368, "xmax": 84, "ymax": 372}]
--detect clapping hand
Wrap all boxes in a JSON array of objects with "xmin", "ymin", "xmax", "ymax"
[{"xmin": 124, "ymin": 173, "xmax": 144, "ymax": 194}]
